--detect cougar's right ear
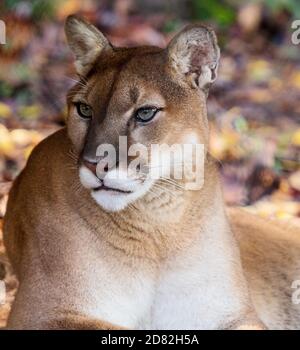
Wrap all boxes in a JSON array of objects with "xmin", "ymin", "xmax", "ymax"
[{"xmin": 65, "ymin": 15, "xmax": 112, "ymax": 76}]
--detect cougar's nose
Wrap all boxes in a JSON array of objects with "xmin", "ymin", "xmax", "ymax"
[
  {"xmin": 82, "ymin": 158, "xmax": 98, "ymax": 175},
  {"xmin": 82, "ymin": 158, "xmax": 112, "ymax": 177}
]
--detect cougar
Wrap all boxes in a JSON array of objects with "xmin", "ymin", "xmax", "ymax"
[{"xmin": 3, "ymin": 16, "xmax": 300, "ymax": 330}]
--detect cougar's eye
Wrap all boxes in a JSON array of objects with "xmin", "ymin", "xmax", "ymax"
[
  {"xmin": 76, "ymin": 102, "xmax": 93, "ymax": 120},
  {"xmin": 135, "ymin": 107, "xmax": 159, "ymax": 123}
]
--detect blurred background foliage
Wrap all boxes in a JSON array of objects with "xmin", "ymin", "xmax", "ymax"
[{"xmin": 0, "ymin": 0, "xmax": 300, "ymax": 329}]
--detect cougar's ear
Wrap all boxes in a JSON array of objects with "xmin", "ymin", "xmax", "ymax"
[
  {"xmin": 167, "ymin": 24, "xmax": 220, "ymax": 91},
  {"xmin": 65, "ymin": 15, "xmax": 111, "ymax": 75}
]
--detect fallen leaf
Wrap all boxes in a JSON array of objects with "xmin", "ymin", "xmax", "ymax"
[{"xmin": 0, "ymin": 102, "xmax": 12, "ymax": 119}]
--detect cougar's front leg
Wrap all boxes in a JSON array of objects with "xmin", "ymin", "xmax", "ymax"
[
  {"xmin": 222, "ymin": 311, "xmax": 267, "ymax": 330},
  {"xmin": 234, "ymin": 324, "xmax": 267, "ymax": 330},
  {"xmin": 45, "ymin": 312, "xmax": 127, "ymax": 330}
]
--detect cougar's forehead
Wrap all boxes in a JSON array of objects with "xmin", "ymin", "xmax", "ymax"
[{"xmin": 70, "ymin": 47, "xmax": 186, "ymax": 110}]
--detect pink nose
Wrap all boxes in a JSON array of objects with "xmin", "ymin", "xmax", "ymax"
[{"xmin": 82, "ymin": 159, "xmax": 97, "ymax": 175}]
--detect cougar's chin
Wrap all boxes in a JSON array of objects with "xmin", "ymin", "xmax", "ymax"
[
  {"xmin": 79, "ymin": 166, "xmax": 153, "ymax": 212},
  {"xmin": 91, "ymin": 187, "xmax": 147, "ymax": 212}
]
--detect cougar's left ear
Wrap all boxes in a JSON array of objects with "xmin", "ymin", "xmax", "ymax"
[
  {"xmin": 65, "ymin": 15, "xmax": 112, "ymax": 76},
  {"xmin": 167, "ymin": 24, "xmax": 220, "ymax": 90}
]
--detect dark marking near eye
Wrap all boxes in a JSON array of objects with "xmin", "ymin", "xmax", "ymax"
[{"xmin": 130, "ymin": 87, "xmax": 139, "ymax": 104}]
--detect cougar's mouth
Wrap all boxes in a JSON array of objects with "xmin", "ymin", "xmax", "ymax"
[
  {"xmin": 93, "ymin": 185, "xmax": 133, "ymax": 194},
  {"xmin": 79, "ymin": 165, "xmax": 153, "ymax": 212}
]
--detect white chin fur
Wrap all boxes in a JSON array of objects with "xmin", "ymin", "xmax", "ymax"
[{"xmin": 79, "ymin": 166, "xmax": 153, "ymax": 212}]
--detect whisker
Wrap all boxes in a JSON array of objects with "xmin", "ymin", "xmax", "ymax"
[
  {"xmin": 158, "ymin": 177, "xmax": 185, "ymax": 190},
  {"xmin": 136, "ymin": 170, "xmax": 186, "ymax": 191},
  {"xmin": 151, "ymin": 183, "xmax": 179, "ymax": 199},
  {"xmin": 64, "ymin": 76, "xmax": 88, "ymax": 88},
  {"xmin": 142, "ymin": 161, "xmax": 194, "ymax": 171}
]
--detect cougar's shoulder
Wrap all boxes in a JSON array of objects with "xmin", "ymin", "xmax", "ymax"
[
  {"xmin": 8, "ymin": 127, "xmax": 70, "ymax": 192},
  {"xmin": 25, "ymin": 128, "xmax": 71, "ymax": 173},
  {"xmin": 3, "ymin": 128, "xmax": 72, "ymax": 275}
]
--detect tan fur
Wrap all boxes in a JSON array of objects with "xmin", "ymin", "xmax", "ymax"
[
  {"xmin": 3, "ymin": 16, "xmax": 299, "ymax": 330},
  {"xmin": 229, "ymin": 208, "xmax": 300, "ymax": 329},
  {"xmin": 46, "ymin": 312, "xmax": 125, "ymax": 330}
]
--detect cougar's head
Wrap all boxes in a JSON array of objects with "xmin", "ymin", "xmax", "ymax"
[{"xmin": 65, "ymin": 15, "xmax": 220, "ymax": 212}]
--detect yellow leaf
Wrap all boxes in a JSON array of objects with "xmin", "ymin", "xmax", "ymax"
[
  {"xmin": 0, "ymin": 125, "xmax": 14, "ymax": 156},
  {"xmin": 0, "ymin": 102, "xmax": 12, "ymax": 119},
  {"xmin": 24, "ymin": 145, "xmax": 35, "ymax": 159},
  {"xmin": 19, "ymin": 105, "xmax": 41, "ymax": 120},
  {"xmin": 57, "ymin": 0, "xmax": 84, "ymax": 19},
  {"xmin": 10, "ymin": 129, "xmax": 33, "ymax": 147},
  {"xmin": 292, "ymin": 129, "xmax": 300, "ymax": 146},
  {"xmin": 291, "ymin": 71, "xmax": 300, "ymax": 89},
  {"xmin": 276, "ymin": 211, "xmax": 293, "ymax": 220},
  {"xmin": 247, "ymin": 60, "xmax": 272, "ymax": 82}
]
